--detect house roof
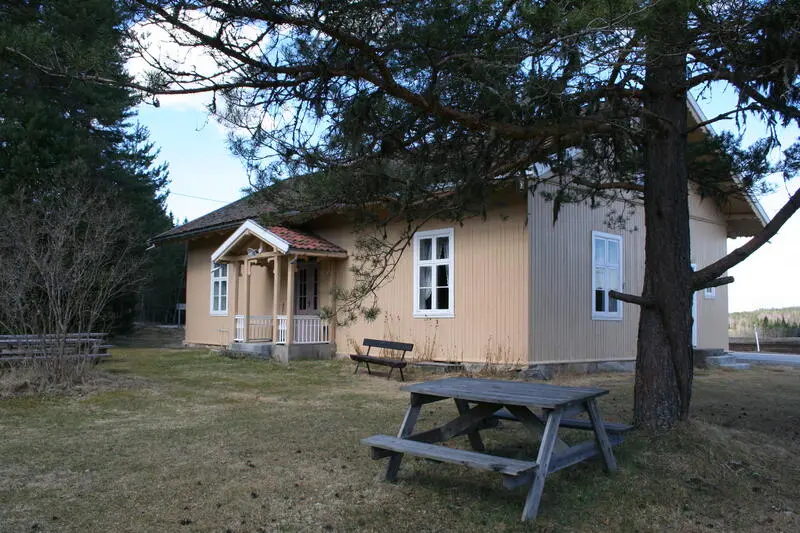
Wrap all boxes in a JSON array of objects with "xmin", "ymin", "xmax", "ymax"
[
  {"xmin": 211, "ymin": 219, "xmax": 346, "ymax": 263},
  {"xmin": 266, "ymin": 225, "xmax": 346, "ymax": 254},
  {"xmin": 151, "ymin": 194, "xmax": 275, "ymax": 244}
]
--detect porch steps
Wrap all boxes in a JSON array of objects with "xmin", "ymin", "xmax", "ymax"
[{"xmin": 706, "ymin": 354, "xmax": 750, "ymax": 370}]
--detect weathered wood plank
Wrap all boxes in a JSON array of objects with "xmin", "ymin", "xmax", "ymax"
[
  {"xmin": 362, "ymin": 338, "xmax": 414, "ymax": 352},
  {"xmin": 547, "ymin": 434, "xmax": 625, "ymax": 475},
  {"xmin": 402, "ymin": 378, "xmax": 608, "ymax": 409},
  {"xmin": 383, "ymin": 403, "xmax": 421, "ymax": 481},
  {"xmin": 455, "ymin": 399, "xmax": 485, "ymax": 452},
  {"xmin": 585, "ymin": 399, "xmax": 618, "ymax": 473},
  {"xmin": 522, "ymin": 409, "xmax": 563, "ymax": 522},
  {"xmin": 407, "ymin": 402, "xmax": 502, "ymax": 444},
  {"xmin": 505, "ymin": 405, "xmax": 569, "ymax": 453},
  {"xmin": 493, "ymin": 408, "xmax": 633, "ymax": 434},
  {"xmin": 363, "ymin": 435, "xmax": 538, "ymax": 477}
]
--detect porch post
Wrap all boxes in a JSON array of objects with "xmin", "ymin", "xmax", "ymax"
[
  {"xmin": 231, "ymin": 261, "xmax": 241, "ymax": 338},
  {"xmin": 272, "ymin": 255, "xmax": 282, "ymax": 342},
  {"xmin": 244, "ymin": 259, "xmax": 251, "ymax": 342},
  {"xmin": 286, "ymin": 255, "xmax": 296, "ymax": 345},
  {"xmin": 327, "ymin": 262, "xmax": 336, "ymax": 344}
]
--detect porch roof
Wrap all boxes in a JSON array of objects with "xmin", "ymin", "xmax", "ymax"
[{"xmin": 211, "ymin": 220, "xmax": 347, "ymax": 262}]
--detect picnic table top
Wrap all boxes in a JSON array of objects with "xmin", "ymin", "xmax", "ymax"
[{"xmin": 401, "ymin": 377, "xmax": 608, "ymax": 409}]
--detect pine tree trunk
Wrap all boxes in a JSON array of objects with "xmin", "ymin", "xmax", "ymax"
[{"xmin": 634, "ymin": 2, "xmax": 694, "ymax": 431}]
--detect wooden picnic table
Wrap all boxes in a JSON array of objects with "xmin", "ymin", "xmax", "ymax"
[{"xmin": 362, "ymin": 377, "xmax": 630, "ymax": 521}]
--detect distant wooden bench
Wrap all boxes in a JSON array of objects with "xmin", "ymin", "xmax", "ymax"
[
  {"xmin": 350, "ymin": 339, "xmax": 414, "ymax": 381},
  {"xmin": 0, "ymin": 333, "xmax": 111, "ymax": 362},
  {"xmin": 0, "ymin": 353, "xmax": 111, "ymax": 366}
]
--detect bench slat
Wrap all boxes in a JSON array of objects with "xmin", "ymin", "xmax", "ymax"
[
  {"xmin": 350, "ymin": 354, "xmax": 406, "ymax": 368},
  {"xmin": 492, "ymin": 408, "xmax": 633, "ymax": 434},
  {"xmin": 362, "ymin": 338, "xmax": 414, "ymax": 352},
  {"xmin": 362, "ymin": 434, "xmax": 538, "ymax": 477}
]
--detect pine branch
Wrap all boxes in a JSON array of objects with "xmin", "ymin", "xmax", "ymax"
[{"xmin": 693, "ymin": 186, "xmax": 800, "ymax": 290}]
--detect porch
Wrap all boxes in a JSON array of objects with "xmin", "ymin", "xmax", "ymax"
[
  {"xmin": 233, "ymin": 314, "xmax": 330, "ymax": 344},
  {"xmin": 213, "ymin": 220, "xmax": 347, "ymax": 360}
]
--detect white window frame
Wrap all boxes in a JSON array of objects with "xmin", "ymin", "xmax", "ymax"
[
  {"xmin": 591, "ymin": 231, "xmax": 623, "ymax": 321},
  {"xmin": 413, "ymin": 228, "xmax": 455, "ymax": 318},
  {"xmin": 704, "ymin": 286, "xmax": 716, "ymax": 299},
  {"xmin": 210, "ymin": 261, "xmax": 229, "ymax": 316}
]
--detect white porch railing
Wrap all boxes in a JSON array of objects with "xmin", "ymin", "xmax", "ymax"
[
  {"xmin": 292, "ymin": 315, "xmax": 330, "ymax": 344},
  {"xmin": 233, "ymin": 315, "xmax": 273, "ymax": 342},
  {"xmin": 235, "ymin": 315, "xmax": 328, "ymax": 344}
]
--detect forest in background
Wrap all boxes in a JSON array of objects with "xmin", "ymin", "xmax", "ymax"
[{"xmin": 729, "ymin": 307, "xmax": 800, "ymax": 338}]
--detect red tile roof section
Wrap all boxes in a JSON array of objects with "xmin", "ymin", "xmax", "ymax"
[{"xmin": 267, "ymin": 226, "xmax": 346, "ymax": 254}]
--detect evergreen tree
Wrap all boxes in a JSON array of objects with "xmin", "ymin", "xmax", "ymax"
[{"xmin": 0, "ymin": 0, "xmax": 180, "ymax": 332}]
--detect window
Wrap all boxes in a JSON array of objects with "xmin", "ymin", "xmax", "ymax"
[
  {"xmin": 413, "ymin": 228, "xmax": 454, "ymax": 318},
  {"xmin": 210, "ymin": 262, "xmax": 229, "ymax": 315},
  {"xmin": 592, "ymin": 231, "xmax": 623, "ymax": 320},
  {"xmin": 704, "ymin": 286, "xmax": 716, "ymax": 299}
]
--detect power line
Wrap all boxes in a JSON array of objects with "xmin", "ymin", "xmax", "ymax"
[{"xmin": 168, "ymin": 191, "xmax": 229, "ymax": 203}]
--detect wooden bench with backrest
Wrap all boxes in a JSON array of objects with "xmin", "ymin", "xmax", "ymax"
[{"xmin": 350, "ymin": 338, "xmax": 414, "ymax": 381}]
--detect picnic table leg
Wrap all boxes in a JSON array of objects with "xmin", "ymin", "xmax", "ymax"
[
  {"xmin": 505, "ymin": 405, "xmax": 569, "ymax": 453},
  {"xmin": 522, "ymin": 408, "xmax": 563, "ymax": 522},
  {"xmin": 585, "ymin": 399, "xmax": 618, "ymax": 473},
  {"xmin": 454, "ymin": 399, "xmax": 485, "ymax": 452},
  {"xmin": 384, "ymin": 399, "xmax": 422, "ymax": 482}
]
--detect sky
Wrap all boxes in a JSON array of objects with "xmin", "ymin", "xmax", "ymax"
[{"xmin": 135, "ymin": 87, "xmax": 800, "ymax": 314}]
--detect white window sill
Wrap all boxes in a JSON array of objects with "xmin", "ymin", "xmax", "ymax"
[
  {"xmin": 592, "ymin": 313, "xmax": 623, "ymax": 321},
  {"xmin": 210, "ymin": 311, "xmax": 229, "ymax": 317},
  {"xmin": 414, "ymin": 311, "xmax": 455, "ymax": 319}
]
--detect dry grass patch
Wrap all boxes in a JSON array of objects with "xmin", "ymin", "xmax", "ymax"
[{"xmin": 1, "ymin": 348, "xmax": 799, "ymax": 532}]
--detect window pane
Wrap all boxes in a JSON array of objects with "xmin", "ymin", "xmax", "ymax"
[
  {"xmin": 419, "ymin": 266, "xmax": 432, "ymax": 287},
  {"xmin": 594, "ymin": 238, "xmax": 605, "ymax": 266},
  {"xmin": 594, "ymin": 267, "xmax": 605, "ymax": 290},
  {"xmin": 419, "ymin": 238, "xmax": 432, "ymax": 261},
  {"xmin": 436, "ymin": 287, "xmax": 449, "ymax": 310},
  {"xmin": 606, "ymin": 268, "xmax": 619, "ymax": 291},
  {"xmin": 436, "ymin": 237, "xmax": 449, "ymax": 259},
  {"xmin": 220, "ymin": 280, "xmax": 227, "ymax": 295},
  {"xmin": 594, "ymin": 290, "xmax": 605, "ymax": 312},
  {"xmin": 220, "ymin": 295, "xmax": 227, "ymax": 311},
  {"xmin": 220, "ymin": 264, "xmax": 228, "ymax": 276},
  {"xmin": 607, "ymin": 240, "xmax": 620, "ymax": 266},
  {"xmin": 436, "ymin": 265, "xmax": 449, "ymax": 287},
  {"xmin": 213, "ymin": 295, "xmax": 220, "ymax": 311},
  {"xmin": 608, "ymin": 296, "xmax": 618, "ymax": 313},
  {"xmin": 419, "ymin": 288, "xmax": 432, "ymax": 309}
]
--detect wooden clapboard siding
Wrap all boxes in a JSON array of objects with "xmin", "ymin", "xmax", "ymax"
[
  {"xmin": 527, "ymin": 190, "xmax": 645, "ymax": 364},
  {"xmin": 185, "ymin": 235, "xmax": 236, "ymax": 346},
  {"xmin": 310, "ymin": 197, "xmax": 529, "ymax": 364},
  {"xmin": 690, "ymin": 214, "xmax": 730, "ymax": 350},
  {"xmin": 528, "ymin": 184, "xmax": 731, "ymax": 364}
]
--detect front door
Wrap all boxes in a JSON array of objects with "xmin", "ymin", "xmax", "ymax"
[{"xmin": 294, "ymin": 261, "xmax": 319, "ymax": 315}]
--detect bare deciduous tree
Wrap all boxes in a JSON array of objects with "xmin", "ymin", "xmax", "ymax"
[{"xmin": 0, "ymin": 188, "xmax": 145, "ymax": 389}]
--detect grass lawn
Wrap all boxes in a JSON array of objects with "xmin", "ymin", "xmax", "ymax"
[{"xmin": 1, "ymin": 348, "xmax": 799, "ymax": 532}]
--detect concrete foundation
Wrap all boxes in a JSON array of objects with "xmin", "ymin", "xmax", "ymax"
[
  {"xmin": 520, "ymin": 360, "xmax": 636, "ymax": 381},
  {"xmin": 270, "ymin": 343, "xmax": 336, "ymax": 363},
  {"xmin": 226, "ymin": 342, "xmax": 335, "ymax": 362}
]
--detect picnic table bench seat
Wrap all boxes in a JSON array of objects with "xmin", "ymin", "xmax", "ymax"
[
  {"xmin": 350, "ymin": 338, "xmax": 414, "ymax": 381},
  {"xmin": 491, "ymin": 407, "xmax": 634, "ymax": 434},
  {"xmin": 363, "ymin": 434, "xmax": 539, "ymax": 477}
]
